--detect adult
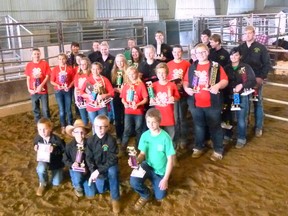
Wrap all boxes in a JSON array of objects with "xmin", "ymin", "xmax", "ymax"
[
  {"xmin": 209, "ymin": 34, "xmax": 230, "ymax": 67},
  {"xmin": 88, "ymin": 41, "xmax": 101, "ymax": 64}
]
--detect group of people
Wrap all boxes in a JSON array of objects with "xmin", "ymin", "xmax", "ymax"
[{"xmin": 25, "ymin": 25, "xmax": 271, "ymax": 213}]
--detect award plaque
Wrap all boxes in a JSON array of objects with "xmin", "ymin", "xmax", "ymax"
[
  {"xmin": 231, "ymin": 92, "xmax": 241, "ymax": 111},
  {"xmin": 127, "ymin": 146, "xmax": 138, "ymax": 169},
  {"xmin": 72, "ymin": 145, "xmax": 86, "ymax": 172},
  {"xmin": 156, "ymin": 43, "xmax": 161, "ymax": 57},
  {"xmin": 37, "ymin": 143, "xmax": 51, "ymax": 163},
  {"xmin": 209, "ymin": 62, "xmax": 218, "ymax": 87}
]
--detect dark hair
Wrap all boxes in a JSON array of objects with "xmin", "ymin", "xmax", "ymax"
[
  {"xmin": 131, "ymin": 46, "xmax": 143, "ymax": 63},
  {"xmin": 173, "ymin": 44, "xmax": 183, "ymax": 52},
  {"xmin": 229, "ymin": 47, "xmax": 242, "ymax": 56},
  {"xmin": 71, "ymin": 41, "xmax": 80, "ymax": 47},
  {"xmin": 210, "ymin": 34, "xmax": 222, "ymax": 44},
  {"xmin": 201, "ymin": 29, "xmax": 211, "ymax": 37}
]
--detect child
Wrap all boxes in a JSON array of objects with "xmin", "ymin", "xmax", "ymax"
[
  {"xmin": 86, "ymin": 115, "xmax": 120, "ymax": 214},
  {"xmin": 120, "ymin": 66, "xmax": 148, "ymax": 154},
  {"xmin": 34, "ymin": 118, "xmax": 65, "ymax": 197},
  {"xmin": 50, "ymin": 53, "xmax": 75, "ymax": 134},
  {"xmin": 129, "ymin": 108, "xmax": 175, "ymax": 211},
  {"xmin": 63, "ymin": 119, "xmax": 94, "ymax": 198},
  {"xmin": 25, "ymin": 48, "xmax": 51, "ymax": 123}
]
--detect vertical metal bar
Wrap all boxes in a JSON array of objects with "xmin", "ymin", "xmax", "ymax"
[
  {"xmin": 57, "ymin": 21, "xmax": 64, "ymax": 53},
  {"xmin": 0, "ymin": 47, "xmax": 6, "ymax": 81}
]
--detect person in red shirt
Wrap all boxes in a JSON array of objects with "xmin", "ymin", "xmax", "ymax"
[
  {"xmin": 81, "ymin": 62, "xmax": 114, "ymax": 133},
  {"xmin": 50, "ymin": 53, "xmax": 75, "ymax": 134},
  {"xmin": 120, "ymin": 66, "xmax": 148, "ymax": 154},
  {"xmin": 25, "ymin": 48, "xmax": 51, "ymax": 123},
  {"xmin": 183, "ymin": 43, "xmax": 228, "ymax": 161},
  {"xmin": 167, "ymin": 45, "xmax": 191, "ymax": 149}
]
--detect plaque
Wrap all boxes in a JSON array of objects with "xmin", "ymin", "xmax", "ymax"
[{"xmin": 37, "ymin": 143, "xmax": 51, "ymax": 163}]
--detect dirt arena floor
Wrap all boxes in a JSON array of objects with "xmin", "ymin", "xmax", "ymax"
[{"xmin": 0, "ymin": 74, "xmax": 288, "ymax": 216}]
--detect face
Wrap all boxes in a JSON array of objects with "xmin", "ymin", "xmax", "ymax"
[
  {"xmin": 244, "ymin": 29, "xmax": 255, "ymax": 42},
  {"xmin": 76, "ymin": 56, "xmax": 82, "ymax": 65},
  {"xmin": 146, "ymin": 116, "xmax": 160, "ymax": 132},
  {"xmin": 190, "ymin": 48, "xmax": 197, "ymax": 61},
  {"xmin": 230, "ymin": 52, "xmax": 241, "ymax": 64},
  {"xmin": 131, "ymin": 48, "xmax": 140, "ymax": 60},
  {"xmin": 156, "ymin": 68, "xmax": 167, "ymax": 81},
  {"xmin": 195, "ymin": 46, "xmax": 209, "ymax": 62},
  {"xmin": 37, "ymin": 123, "xmax": 52, "ymax": 139},
  {"xmin": 209, "ymin": 40, "xmax": 219, "ymax": 49},
  {"xmin": 128, "ymin": 40, "xmax": 136, "ymax": 49},
  {"xmin": 80, "ymin": 59, "xmax": 88, "ymax": 71},
  {"xmin": 71, "ymin": 45, "xmax": 79, "ymax": 54},
  {"xmin": 91, "ymin": 64, "xmax": 102, "ymax": 76},
  {"xmin": 201, "ymin": 34, "xmax": 210, "ymax": 44},
  {"xmin": 116, "ymin": 57, "xmax": 125, "ymax": 69},
  {"xmin": 100, "ymin": 45, "xmax": 109, "ymax": 56},
  {"xmin": 172, "ymin": 47, "xmax": 183, "ymax": 60},
  {"xmin": 144, "ymin": 48, "xmax": 155, "ymax": 60},
  {"xmin": 72, "ymin": 127, "xmax": 86, "ymax": 143},
  {"xmin": 32, "ymin": 50, "xmax": 41, "ymax": 62},
  {"xmin": 58, "ymin": 55, "xmax": 67, "ymax": 65},
  {"xmin": 94, "ymin": 119, "xmax": 109, "ymax": 138},
  {"xmin": 127, "ymin": 69, "xmax": 138, "ymax": 82},
  {"xmin": 155, "ymin": 33, "xmax": 164, "ymax": 44},
  {"xmin": 92, "ymin": 42, "xmax": 100, "ymax": 52}
]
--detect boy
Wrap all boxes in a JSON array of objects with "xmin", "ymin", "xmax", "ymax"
[
  {"xmin": 86, "ymin": 115, "xmax": 120, "ymax": 214},
  {"xmin": 63, "ymin": 119, "xmax": 92, "ymax": 198},
  {"xmin": 153, "ymin": 31, "xmax": 173, "ymax": 63},
  {"xmin": 34, "ymin": 118, "xmax": 65, "ymax": 196},
  {"xmin": 25, "ymin": 48, "xmax": 51, "ymax": 123},
  {"xmin": 129, "ymin": 108, "xmax": 175, "ymax": 211}
]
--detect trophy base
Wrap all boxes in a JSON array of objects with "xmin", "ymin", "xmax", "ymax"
[
  {"xmin": 231, "ymin": 106, "xmax": 241, "ymax": 111},
  {"xmin": 241, "ymin": 89, "xmax": 255, "ymax": 96},
  {"xmin": 72, "ymin": 167, "xmax": 86, "ymax": 173},
  {"xmin": 250, "ymin": 97, "xmax": 259, "ymax": 102},
  {"xmin": 221, "ymin": 122, "xmax": 233, "ymax": 130}
]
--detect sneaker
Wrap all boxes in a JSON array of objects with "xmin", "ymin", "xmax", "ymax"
[
  {"xmin": 210, "ymin": 152, "xmax": 223, "ymax": 161},
  {"xmin": 112, "ymin": 200, "xmax": 120, "ymax": 214},
  {"xmin": 74, "ymin": 188, "xmax": 84, "ymax": 197},
  {"xmin": 134, "ymin": 196, "xmax": 150, "ymax": 211},
  {"xmin": 191, "ymin": 149, "xmax": 204, "ymax": 159},
  {"xmin": 36, "ymin": 183, "xmax": 46, "ymax": 197},
  {"xmin": 255, "ymin": 129, "xmax": 263, "ymax": 137},
  {"xmin": 235, "ymin": 142, "xmax": 245, "ymax": 149}
]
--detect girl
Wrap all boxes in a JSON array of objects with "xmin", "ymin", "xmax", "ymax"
[
  {"xmin": 50, "ymin": 53, "xmax": 75, "ymax": 134},
  {"xmin": 130, "ymin": 46, "xmax": 144, "ymax": 70}
]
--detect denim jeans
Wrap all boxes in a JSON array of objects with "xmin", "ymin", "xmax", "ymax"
[
  {"xmin": 36, "ymin": 162, "xmax": 63, "ymax": 186},
  {"xmin": 174, "ymin": 97, "xmax": 189, "ymax": 143},
  {"xmin": 189, "ymin": 106, "xmax": 224, "ymax": 154},
  {"xmin": 108, "ymin": 100, "xmax": 115, "ymax": 123},
  {"xmin": 69, "ymin": 169, "xmax": 87, "ymax": 191},
  {"xmin": 252, "ymin": 85, "xmax": 264, "ymax": 130},
  {"xmin": 31, "ymin": 93, "xmax": 50, "ymax": 123},
  {"xmin": 79, "ymin": 108, "xmax": 89, "ymax": 126},
  {"xmin": 55, "ymin": 89, "xmax": 73, "ymax": 127},
  {"xmin": 122, "ymin": 114, "xmax": 144, "ymax": 148},
  {"xmin": 113, "ymin": 94, "xmax": 124, "ymax": 140},
  {"xmin": 130, "ymin": 161, "xmax": 167, "ymax": 200},
  {"xmin": 88, "ymin": 107, "xmax": 108, "ymax": 134},
  {"xmin": 86, "ymin": 165, "xmax": 120, "ymax": 200}
]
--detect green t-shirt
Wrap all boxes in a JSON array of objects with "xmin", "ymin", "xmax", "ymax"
[{"xmin": 138, "ymin": 129, "xmax": 175, "ymax": 176}]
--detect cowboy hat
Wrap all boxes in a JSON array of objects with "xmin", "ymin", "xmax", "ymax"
[{"xmin": 66, "ymin": 119, "xmax": 90, "ymax": 137}]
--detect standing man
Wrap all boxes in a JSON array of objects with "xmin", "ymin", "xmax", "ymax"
[
  {"xmin": 25, "ymin": 48, "xmax": 51, "ymax": 123},
  {"xmin": 238, "ymin": 26, "xmax": 272, "ymax": 137},
  {"xmin": 88, "ymin": 41, "xmax": 101, "ymax": 64},
  {"xmin": 67, "ymin": 42, "xmax": 80, "ymax": 68},
  {"xmin": 153, "ymin": 31, "xmax": 173, "ymax": 63},
  {"xmin": 209, "ymin": 34, "xmax": 230, "ymax": 67}
]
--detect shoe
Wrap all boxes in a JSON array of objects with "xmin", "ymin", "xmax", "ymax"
[
  {"xmin": 235, "ymin": 142, "xmax": 245, "ymax": 149},
  {"xmin": 134, "ymin": 196, "xmax": 150, "ymax": 211},
  {"xmin": 255, "ymin": 129, "xmax": 262, "ymax": 137},
  {"xmin": 191, "ymin": 149, "xmax": 204, "ymax": 158},
  {"xmin": 210, "ymin": 152, "xmax": 223, "ymax": 161},
  {"xmin": 36, "ymin": 183, "xmax": 46, "ymax": 197},
  {"xmin": 74, "ymin": 188, "xmax": 84, "ymax": 197},
  {"xmin": 61, "ymin": 126, "xmax": 66, "ymax": 135},
  {"xmin": 112, "ymin": 200, "xmax": 120, "ymax": 214}
]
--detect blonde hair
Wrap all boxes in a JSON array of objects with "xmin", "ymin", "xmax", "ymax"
[
  {"xmin": 58, "ymin": 53, "xmax": 68, "ymax": 60},
  {"xmin": 155, "ymin": 62, "xmax": 169, "ymax": 75},
  {"xmin": 111, "ymin": 54, "xmax": 128, "ymax": 84},
  {"xmin": 245, "ymin": 25, "xmax": 255, "ymax": 33},
  {"xmin": 78, "ymin": 57, "xmax": 91, "ymax": 76},
  {"xmin": 195, "ymin": 43, "xmax": 209, "ymax": 52},
  {"xmin": 126, "ymin": 66, "xmax": 142, "ymax": 85}
]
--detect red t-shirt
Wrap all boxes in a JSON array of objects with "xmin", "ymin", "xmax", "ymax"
[
  {"xmin": 153, "ymin": 81, "xmax": 180, "ymax": 126},
  {"xmin": 183, "ymin": 62, "xmax": 228, "ymax": 107},
  {"xmin": 120, "ymin": 81, "xmax": 148, "ymax": 115},
  {"xmin": 24, "ymin": 60, "xmax": 51, "ymax": 94},
  {"xmin": 80, "ymin": 74, "xmax": 114, "ymax": 112},
  {"xmin": 50, "ymin": 65, "xmax": 75, "ymax": 90},
  {"xmin": 167, "ymin": 60, "xmax": 190, "ymax": 81}
]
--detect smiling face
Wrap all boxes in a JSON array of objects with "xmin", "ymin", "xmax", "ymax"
[
  {"xmin": 195, "ymin": 45, "xmax": 209, "ymax": 63},
  {"xmin": 32, "ymin": 50, "xmax": 41, "ymax": 63},
  {"xmin": 91, "ymin": 64, "xmax": 102, "ymax": 76},
  {"xmin": 115, "ymin": 56, "xmax": 126, "ymax": 70},
  {"xmin": 230, "ymin": 51, "xmax": 241, "ymax": 65},
  {"xmin": 244, "ymin": 29, "xmax": 255, "ymax": 43},
  {"xmin": 144, "ymin": 47, "xmax": 155, "ymax": 61},
  {"xmin": 131, "ymin": 48, "xmax": 140, "ymax": 61},
  {"xmin": 172, "ymin": 47, "xmax": 183, "ymax": 61},
  {"xmin": 146, "ymin": 116, "xmax": 160, "ymax": 133}
]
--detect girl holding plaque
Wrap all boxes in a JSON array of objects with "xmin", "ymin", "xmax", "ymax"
[{"xmin": 223, "ymin": 47, "xmax": 256, "ymax": 149}]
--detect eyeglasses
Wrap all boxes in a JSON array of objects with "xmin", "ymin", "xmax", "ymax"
[
  {"xmin": 94, "ymin": 125, "xmax": 109, "ymax": 129},
  {"xmin": 195, "ymin": 51, "xmax": 208, "ymax": 55}
]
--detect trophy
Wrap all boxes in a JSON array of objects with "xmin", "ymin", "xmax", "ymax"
[
  {"xmin": 250, "ymin": 88, "xmax": 259, "ymax": 101},
  {"xmin": 127, "ymin": 146, "xmax": 138, "ymax": 169},
  {"xmin": 191, "ymin": 74, "xmax": 200, "ymax": 93},
  {"xmin": 203, "ymin": 62, "xmax": 218, "ymax": 91},
  {"xmin": 34, "ymin": 77, "xmax": 45, "ymax": 92},
  {"xmin": 126, "ymin": 86, "xmax": 135, "ymax": 107},
  {"xmin": 58, "ymin": 71, "xmax": 68, "ymax": 90},
  {"xmin": 146, "ymin": 81, "xmax": 156, "ymax": 106},
  {"xmin": 76, "ymin": 90, "xmax": 86, "ymax": 109},
  {"xmin": 72, "ymin": 144, "xmax": 86, "ymax": 172},
  {"xmin": 231, "ymin": 90, "xmax": 241, "ymax": 111},
  {"xmin": 116, "ymin": 71, "xmax": 123, "ymax": 88},
  {"xmin": 156, "ymin": 43, "xmax": 162, "ymax": 57}
]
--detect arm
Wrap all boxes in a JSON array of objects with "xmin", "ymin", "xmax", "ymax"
[{"xmin": 26, "ymin": 76, "xmax": 35, "ymax": 95}]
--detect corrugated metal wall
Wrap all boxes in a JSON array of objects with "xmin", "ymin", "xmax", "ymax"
[
  {"xmin": 0, "ymin": 0, "xmax": 88, "ymax": 21},
  {"xmin": 227, "ymin": 0, "xmax": 255, "ymax": 14}
]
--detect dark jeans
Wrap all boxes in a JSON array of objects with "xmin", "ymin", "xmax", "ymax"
[
  {"xmin": 31, "ymin": 93, "xmax": 50, "ymax": 123},
  {"xmin": 122, "ymin": 114, "xmax": 144, "ymax": 148},
  {"xmin": 113, "ymin": 94, "xmax": 124, "ymax": 140},
  {"xmin": 174, "ymin": 97, "xmax": 189, "ymax": 144},
  {"xmin": 55, "ymin": 89, "xmax": 73, "ymax": 126}
]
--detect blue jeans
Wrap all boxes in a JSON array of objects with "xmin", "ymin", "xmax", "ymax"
[
  {"xmin": 31, "ymin": 93, "xmax": 50, "ymax": 123},
  {"xmin": 189, "ymin": 106, "xmax": 224, "ymax": 154},
  {"xmin": 55, "ymin": 89, "xmax": 73, "ymax": 127},
  {"xmin": 108, "ymin": 100, "xmax": 115, "ymax": 123},
  {"xmin": 122, "ymin": 114, "xmax": 144, "ymax": 148},
  {"xmin": 252, "ymin": 85, "xmax": 264, "ymax": 130},
  {"xmin": 130, "ymin": 161, "xmax": 167, "ymax": 200},
  {"xmin": 36, "ymin": 162, "xmax": 63, "ymax": 186},
  {"xmin": 86, "ymin": 165, "xmax": 120, "ymax": 200},
  {"xmin": 88, "ymin": 107, "xmax": 108, "ymax": 134},
  {"xmin": 113, "ymin": 94, "xmax": 124, "ymax": 140},
  {"xmin": 79, "ymin": 108, "xmax": 89, "ymax": 126},
  {"xmin": 174, "ymin": 97, "xmax": 189, "ymax": 143},
  {"xmin": 69, "ymin": 169, "xmax": 87, "ymax": 191}
]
